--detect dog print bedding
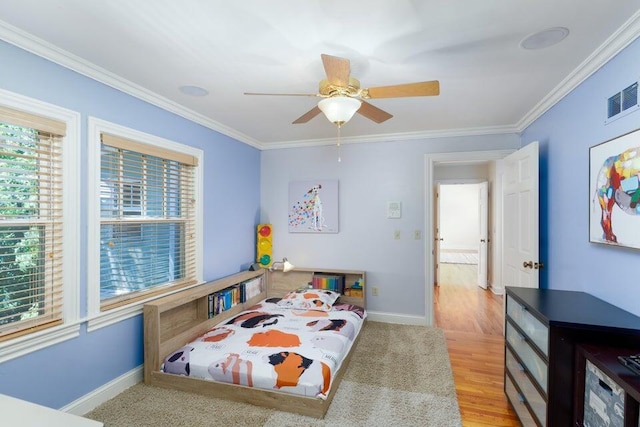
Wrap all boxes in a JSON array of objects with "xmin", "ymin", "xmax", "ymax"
[{"xmin": 162, "ymin": 297, "xmax": 366, "ymax": 399}]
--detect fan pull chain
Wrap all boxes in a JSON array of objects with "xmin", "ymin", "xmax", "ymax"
[{"xmin": 337, "ymin": 123, "xmax": 342, "ymax": 163}]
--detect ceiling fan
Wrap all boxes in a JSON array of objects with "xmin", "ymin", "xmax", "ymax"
[{"xmin": 245, "ymin": 54, "xmax": 440, "ymax": 126}]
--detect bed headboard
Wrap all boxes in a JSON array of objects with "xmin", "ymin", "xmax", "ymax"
[{"xmin": 267, "ymin": 267, "xmax": 366, "ymax": 309}]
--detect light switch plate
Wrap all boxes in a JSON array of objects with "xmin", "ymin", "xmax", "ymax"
[{"xmin": 387, "ymin": 201, "xmax": 402, "ymax": 219}]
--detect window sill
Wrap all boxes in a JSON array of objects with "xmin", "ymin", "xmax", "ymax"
[
  {"xmin": 0, "ymin": 322, "xmax": 81, "ymax": 364},
  {"xmin": 86, "ymin": 280, "xmax": 205, "ymax": 332},
  {"xmin": 87, "ymin": 303, "xmax": 143, "ymax": 332}
]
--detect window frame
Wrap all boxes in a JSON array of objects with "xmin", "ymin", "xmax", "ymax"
[
  {"xmin": 87, "ymin": 117, "xmax": 203, "ymax": 331},
  {"xmin": 0, "ymin": 88, "xmax": 80, "ymax": 363}
]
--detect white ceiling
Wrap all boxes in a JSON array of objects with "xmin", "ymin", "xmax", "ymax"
[{"xmin": 1, "ymin": 0, "xmax": 640, "ymax": 149}]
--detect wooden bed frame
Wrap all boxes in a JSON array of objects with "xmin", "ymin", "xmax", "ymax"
[{"xmin": 143, "ymin": 267, "xmax": 366, "ymax": 418}]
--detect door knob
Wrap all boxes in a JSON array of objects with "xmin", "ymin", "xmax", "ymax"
[
  {"xmin": 534, "ymin": 262, "xmax": 544, "ymax": 269},
  {"xmin": 480, "ymin": 239, "xmax": 486, "ymax": 243},
  {"xmin": 523, "ymin": 261, "xmax": 533, "ymax": 269}
]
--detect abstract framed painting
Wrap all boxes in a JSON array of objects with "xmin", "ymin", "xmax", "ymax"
[
  {"xmin": 589, "ymin": 128, "xmax": 640, "ymax": 249},
  {"xmin": 288, "ymin": 180, "xmax": 339, "ymax": 233}
]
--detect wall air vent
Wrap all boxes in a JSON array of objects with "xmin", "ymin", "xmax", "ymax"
[{"xmin": 606, "ymin": 81, "xmax": 639, "ymax": 124}]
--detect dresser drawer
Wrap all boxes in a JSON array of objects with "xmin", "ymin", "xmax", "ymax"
[
  {"xmin": 506, "ymin": 321, "xmax": 548, "ymax": 392},
  {"xmin": 506, "ymin": 348, "xmax": 547, "ymax": 426},
  {"xmin": 506, "ymin": 374, "xmax": 538, "ymax": 427},
  {"xmin": 506, "ymin": 294, "xmax": 549, "ymax": 356}
]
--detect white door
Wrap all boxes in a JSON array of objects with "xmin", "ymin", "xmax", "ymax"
[
  {"xmin": 477, "ymin": 181, "xmax": 489, "ymax": 289},
  {"xmin": 503, "ymin": 141, "xmax": 540, "ymax": 289}
]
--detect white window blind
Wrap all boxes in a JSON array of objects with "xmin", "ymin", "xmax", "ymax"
[
  {"xmin": 99, "ymin": 133, "xmax": 197, "ymax": 310},
  {"xmin": 0, "ymin": 107, "xmax": 65, "ymax": 340}
]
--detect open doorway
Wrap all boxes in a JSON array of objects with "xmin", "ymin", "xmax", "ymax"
[
  {"xmin": 435, "ymin": 182, "xmax": 487, "ymax": 290},
  {"xmin": 425, "ymin": 151, "xmax": 511, "ymax": 335},
  {"xmin": 433, "ymin": 179, "xmax": 500, "ymax": 334}
]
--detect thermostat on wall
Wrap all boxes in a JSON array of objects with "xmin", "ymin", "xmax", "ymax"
[{"xmin": 387, "ymin": 201, "xmax": 402, "ymax": 219}]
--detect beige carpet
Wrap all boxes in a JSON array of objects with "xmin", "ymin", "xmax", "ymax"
[{"xmin": 86, "ymin": 321, "xmax": 462, "ymax": 426}]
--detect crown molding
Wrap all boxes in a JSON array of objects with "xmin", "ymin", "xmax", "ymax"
[
  {"xmin": 3, "ymin": 12, "xmax": 639, "ymax": 150},
  {"xmin": 516, "ymin": 10, "xmax": 640, "ymax": 132},
  {"xmin": 0, "ymin": 19, "xmax": 263, "ymax": 149},
  {"xmin": 260, "ymin": 124, "xmax": 519, "ymax": 150}
]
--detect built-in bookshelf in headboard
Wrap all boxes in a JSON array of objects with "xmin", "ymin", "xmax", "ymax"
[
  {"xmin": 207, "ymin": 275, "xmax": 263, "ymax": 317},
  {"xmin": 267, "ymin": 267, "xmax": 366, "ymax": 308},
  {"xmin": 143, "ymin": 269, "xmax": 266, "ymax": 382}
]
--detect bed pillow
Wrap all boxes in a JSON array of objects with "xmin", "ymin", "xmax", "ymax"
[{"xmin": 277, "ymin": 288, "xmax": 340, "ymax": 311}]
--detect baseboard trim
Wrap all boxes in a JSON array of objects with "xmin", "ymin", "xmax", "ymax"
[
  {"xmin": 490, "ymin": 283, "xmax": 505, "ymax": 295},
  {"xmin": 366, "ymin": 311, "xmax": 429, "ymax": 326},
  {"xmin": 62, "ymin": 366, "xmax": 143, "ymax": 416},
  {"xmin": 440, "ymin": 248, "xmax": 478, "ymax": 254}
]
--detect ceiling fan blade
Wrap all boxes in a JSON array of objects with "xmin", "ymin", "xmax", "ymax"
[
  {"xmin": 366, "ymin": 80, "xmax": 440, "ymax": 98},
  {"xmin": 292, "ymin": 106, "xmax": 322, "ymax": 124},
  {"xmin": 321, "ymin": 54, "xmax": 350, "ymax": 87},
  {"xmin": 357, "ymin": 101, "xmax": 393, "ymax": 123},
  {"xmin": 244, "ymin": 92, "xmax": 320, "ymax": 97}
]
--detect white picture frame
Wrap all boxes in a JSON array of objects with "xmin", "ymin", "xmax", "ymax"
[
  {"xmin": 288, "ymin": 180, "xmax": 339, "ymax": 233},
  {"xmin": 589, "ymin": 129, "xmax": 640, "ymax": 249}
]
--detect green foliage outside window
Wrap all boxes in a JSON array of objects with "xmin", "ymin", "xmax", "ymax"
[{"xmin": 0, "ymin": 123, "xmax": 45, "ymax": 326}]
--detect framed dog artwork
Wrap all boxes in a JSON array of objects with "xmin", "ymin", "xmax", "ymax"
[
  {"xmin": 589, "ymin": 128, "xmax": 640, "ymax": 249},
  {"xmin": 288, "ymin": 180, "xmax": 339, "ymax": 233}
]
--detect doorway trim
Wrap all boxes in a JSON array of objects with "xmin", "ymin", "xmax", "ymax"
[{"xmin": 424, "ymin": 149, "xmax": 514, "ymax": 326}]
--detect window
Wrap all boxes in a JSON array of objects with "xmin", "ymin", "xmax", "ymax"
[
  {"xmin": 0, "ymin": 90, "xmax": 79, "ymax": 357},
  {"xmin": 0, "ymin": 108, "xmax": 65, "ymax": 340},
  {"xmin": 88, "ymin": 118, "xmax": 203, "ymax": 322}
]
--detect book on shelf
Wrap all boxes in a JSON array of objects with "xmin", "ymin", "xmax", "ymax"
[
  {"xmin": 242, "ymin": 276, "xmax": 264, "ymax": 301},
  {"xmin": 311, "ymin": 273, "xmax": 345, "ymax": 293},
  {"xmin": 208, "ymin": 285, "xmax": 239, "ymax": 318},
  {"xmin": 207, "ymin": 276, "xmax": 264, "ymax": 318}
]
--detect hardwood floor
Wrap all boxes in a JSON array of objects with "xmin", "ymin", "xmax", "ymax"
[{"xmin": 435, "ymin": 263, "xmax": 521, "ymax": 426}]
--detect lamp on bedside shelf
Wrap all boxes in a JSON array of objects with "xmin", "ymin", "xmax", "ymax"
[{"xmin": 270, "ymin": 257, "xmax": 295, "ymax": 273}]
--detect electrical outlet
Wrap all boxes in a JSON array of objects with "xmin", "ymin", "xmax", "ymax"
[
  {"xmin": 414, "ymin": 230, "xmax": 422, "ymax": 240},
  {"xmin": 393, "ymin": 230, "xmax": 400, "ymax": 240},
  {"xmin": 372, "ymin": 286, "xmax": 379, "ymax": 296}
]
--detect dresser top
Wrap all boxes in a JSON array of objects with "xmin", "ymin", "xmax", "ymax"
[{"xmin": 507, "ymin": 287, "xmax": 640, "ymax": 333}]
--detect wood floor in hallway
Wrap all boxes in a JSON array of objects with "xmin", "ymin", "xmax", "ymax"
[{"xmin": 435, "ymin": 263, "xmax": 521, "ymax": 426}]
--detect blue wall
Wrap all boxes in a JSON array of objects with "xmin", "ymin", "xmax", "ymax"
[
  {"xmin": 522, "ymin": 37, "xmax": 640, "ymax": 316},
  {"xmin": 0, "ymin": 40, "xmax": 261, "ymax": 408},
  {"xmin": 4, "ymin": 27, "xmax": 640, "ymax": 409}
]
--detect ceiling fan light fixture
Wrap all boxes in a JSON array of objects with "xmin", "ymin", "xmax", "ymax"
[{"xmin": 318, "ymin": 96, "xmax": 362, "ymax": 125}]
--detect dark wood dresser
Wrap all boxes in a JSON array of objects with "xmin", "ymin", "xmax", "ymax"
[{"xmin": 505, "ymin": 287, "xmax": 640, "ymax": 426}]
